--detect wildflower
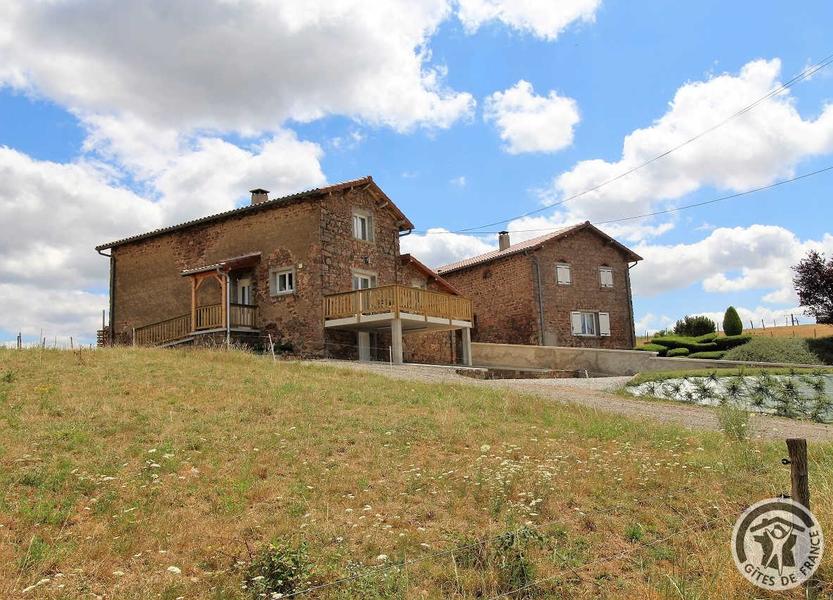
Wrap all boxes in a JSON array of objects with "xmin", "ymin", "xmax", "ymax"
[
  {"xmin": 377, "ymin": 554, "xmax": 388, "ymax": 562},
  {"xmin": 167, "ymin": 566, "xmax": 181, "ymax": 575}
]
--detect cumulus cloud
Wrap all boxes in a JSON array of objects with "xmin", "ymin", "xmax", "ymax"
[
  {"xmin": 457, "ymin": 0, "xmax": 601, "ymax": 40},
  {"xmin": 529, "ymin": 59, "xmax": 833, "ymax": 241},
  {"xmin": 484, "ymin": 80, "xmax": 580, "ymax": 154},
  {"xmin": 400, "ymin": 229, "xmax": 494, "ymax": 269},
  {"xmin": 0, "ymin": 0, "xmax": 474, "ymax": 133},
  {"xmin": 0, "ymin": 283, "xmax": 107, "ymax": 340},
  {"xmin": 631, "ymin": 225, "xmax": 833, "ymax": 302}
]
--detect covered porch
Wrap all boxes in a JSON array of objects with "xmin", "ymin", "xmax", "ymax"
[
  {"xmin": 323, "ymin": 284, "xmax": 473, "ymax": 365},
  {"xmin": 133, "ymin": 253, "xmax": 261, "ymax": 346}
]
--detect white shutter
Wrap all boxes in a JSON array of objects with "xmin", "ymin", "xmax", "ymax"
[
  {"xmin": 600, "ymin": 268, "xmax": 613, "ymax": 288},
  {"xmin": 557, "ymin": 264, "xmax": 571, "ymax": 284},
  {"xmin": 598, "ymin": 312, "xmax": 611, "ymax": 336},
  {"xmin": 570, "ymin": 311, "xmax": 582, "ymax": 335}
]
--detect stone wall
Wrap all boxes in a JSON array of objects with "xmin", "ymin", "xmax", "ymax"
[
  {"xmin": 111, "ymin": 186, "xmax": 406, "ymax": 357},
  {"xmin": 399, "ymin": 261, "xmax": 457, "ymax": 365},
  {"xmin": 441, "ymin": 227, "xmax": 637, "ymax": 350},
  {"xmin": 441, "ymin": 253, "xmax": 538, "ymax": 345}
]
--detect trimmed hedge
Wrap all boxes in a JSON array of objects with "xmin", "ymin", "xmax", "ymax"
[
  {"xmin": 651, "ymin": 337, "xmax": 719, "ymax": 352},
  {"xmin": 667, "ymin": 347, "xmax": 690, "ymax": 357},
  {"xmin": 713, "ymin": 334, "xmax": 752, "ymax": 350},
  {"xmin": 723, "ymin": 306, "xmax": 743, "ymax": 336},
  {"xmin": 688, "ymin": 351, "xmax": 726, "ymax": 360},
  {"xmin": 635, "ymin": 343, "xmax": 668, "ymax": 356},
  {"xmin": 695, "ymin": 333, "xmax": 718, "ymax": 343},
  {"xmin": 723, "ymin": 337, "xmax": 822, "ymax": 365}
]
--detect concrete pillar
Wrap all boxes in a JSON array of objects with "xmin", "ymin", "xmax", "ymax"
[
  {"xmin": 391, "ymin": 319, "xmax": 404, "ymax": 365},
  {"xmin": 358, "ymin": 331, "xmax": 371, "ymax": 362},
  {"xmin": 461, "ymin": 326, "xmax": 472, "ymax": 366}
]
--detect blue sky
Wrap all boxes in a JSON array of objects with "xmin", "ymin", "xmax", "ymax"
[{"xmin": 1, "ymin": 0, "xmax": 833, "ymax": 344}]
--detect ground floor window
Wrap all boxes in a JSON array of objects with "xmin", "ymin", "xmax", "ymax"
[{"xmin": 571, "ymin": 311, "xmax": 611, "ymax": 337}]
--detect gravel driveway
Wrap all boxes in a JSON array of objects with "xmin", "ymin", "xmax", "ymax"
[{"xmin": 314, "ymin": 360, "xmax": 833, "ymax": 442}]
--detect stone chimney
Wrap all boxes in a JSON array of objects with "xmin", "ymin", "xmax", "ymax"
[
  {"xmin": 498, "ymin": 230, "xmax": 510, "ymax": 251},
  {"xmin": 250, "ymin": 188, "xmax": 270, "ymax": 205}
]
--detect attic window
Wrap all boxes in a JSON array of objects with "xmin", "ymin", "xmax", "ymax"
[
  {"xmin": 556, "ymin": 263, "xmax": 571, "ymax": 285},
  {"xmin": 599, "ymin": 266, "xmax": 613, "ymax": 288},
  {"xmin": 352, "ymin": 209, "xmax": 373, "ymax": 241}
]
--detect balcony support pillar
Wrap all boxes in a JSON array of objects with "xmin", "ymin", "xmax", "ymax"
[
  {"xmin": 358, "ymin": 331, "xmax": 371, "ymax": 362},
  {"xmin": 391, "ymin": 318, "xmax": 404, "ymax": 365},
  {"xmin": 461, "ymin": 327, "xmax": 472, "ymax": 366}
]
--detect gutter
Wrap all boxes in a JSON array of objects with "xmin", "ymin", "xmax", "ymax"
[
  {"xmin": 626, "ymin": 261, "xmax": 638, "ymax": 348},
  {"xmin": 97, "ymin": 248, "xmax": 115, "ymax": 344},
  {"xmin": 528, "ymin": 251, "xmax": 546, "ymax": 346}
]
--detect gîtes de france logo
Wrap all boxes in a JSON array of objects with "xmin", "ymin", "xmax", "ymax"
[{"xmin": 732, "ymin": 497, "xmax": 824, "ymax": 591}]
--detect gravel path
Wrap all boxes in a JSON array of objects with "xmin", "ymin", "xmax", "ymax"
[{"xmin": 314, "ymin": 360, "xmax": 833, "ymax": 442}]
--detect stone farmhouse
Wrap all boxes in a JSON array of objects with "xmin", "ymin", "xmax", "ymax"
[
  {"xmin": 437, "ymin": 223, "xmax": 642, "ymax": 350},
  {"xmin": 95, "ymin": 177, "xmax": 473, "ymax": 365}
]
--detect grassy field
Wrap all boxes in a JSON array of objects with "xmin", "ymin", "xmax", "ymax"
[
  {"xmin": 1, "ymin": 348, "xmax": 832, "ymax": 599},
  {"xmin": 745, "ymin": 323, "xmax": 833, "ymax": 339}
]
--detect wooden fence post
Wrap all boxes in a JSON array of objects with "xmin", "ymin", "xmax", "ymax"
[{"xmin": 786, "ymin": 438, "xmax": 821, "ymax": 598}]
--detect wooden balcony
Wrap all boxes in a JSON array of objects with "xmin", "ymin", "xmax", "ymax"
[{"xmin": 323, "ymin": 285, "xmax": 472, "ymax": 330}]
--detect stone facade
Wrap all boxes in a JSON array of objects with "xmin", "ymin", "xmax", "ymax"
[
  {"xmin": 398, "ymin": 259, "xmax": 457, "ymax": 365},
  {"xmin": 440, "ymin": 225, "xmax": 639, "ymax": 350},
  {"xmin": 106, "ymin": 181, "xmax": 411, "ymax": 357}
]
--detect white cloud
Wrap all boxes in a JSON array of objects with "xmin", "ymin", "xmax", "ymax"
[
  {"xmin": 401, "ymin": 229, "xmax": 494, "ymax": 269},
  {"xmin": 484, "ymin": 80, "xmax": 580, "ymax": 154},
  {"xmin": 0, "ymin": 283, "xmax": 107, "ymax": 341},
  {"xmin": 631, "ymin": 224, "xmax": 833, "ymax": 302},
  {"xmin": 0, "ymin": 0, "xmax": 474, "ymax": 133},
  {"xmin": 533, "ymin": 59, "xmax": 833, "ymax": 241},
  {"xmin": 457, "ymin": 0, "xmax": 601, "ymax": 40},
  {"xmin": 450, "ymin": 175, "xmax": 467, "ymax": 188}
]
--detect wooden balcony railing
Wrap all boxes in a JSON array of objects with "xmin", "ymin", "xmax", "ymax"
[
  {"xmin": 133, "ymin": 304, "xmax": 258, "ymax": 346},
  {"xmin": 134, "ymin": 314, "xmax": 192, "ymax": 346},
  {"xmin": 195, "ymin": 303, "xmax": 224, "ymax": 330},
  {"xmin": 323, "ymin": 285, "xmax": 472, "ymax": 322},
  {"xmin": 230, "ymin": 303, "xmax": 257, "ymax": 328}
]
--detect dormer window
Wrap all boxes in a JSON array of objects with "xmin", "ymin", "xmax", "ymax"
[{"xmin": 352, "ymin": 209, "xmax": 373, "ymax": 241}]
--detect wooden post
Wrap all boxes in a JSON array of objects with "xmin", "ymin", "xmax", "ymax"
[
  {"xmin": 267, "ymin": 333, "xmax": 276, "ymax": 363},
  {"xmin": 786, "ymin": 438, "xmax": 810, "ymax": 510},
  {"xmin": 190, "ymin": 277, "xmax": 197, "ymax": 332}
]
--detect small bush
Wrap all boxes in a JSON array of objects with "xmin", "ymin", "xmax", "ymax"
[
  {"xmin": 667, "ymin": 348, "xmax": 690, "ymax": 357},
  {"xmin": 673, "ymin": 315, "xmax": 717, "ymax": 337},
  {"xmin": 723, "ymin": 306, "xmax": 743, "ymax": 336},
  {"xmin": 723, "ymin": 338, "xmax": 822, "ymax": 365},
  {"xmin": 688, "ymin": 351, "xmax": 726, "ymax": 360},
  {"xmin": 717, "ymin": 403, "xmax": 750, "ymax": 442},
  {"xmin": 714, "ymin": 334, "xmax": 752, "ymax": 350},
  {"xmin": 651, "ymin": 337, "xmax": 719, "ymax": 352},
  {"xmin": 243, "ymin": 542, "xmax": 314, "ymax": 599},
  {"xmin": 695, "ymin": 333, "xmax": 718, "ymax": 343}
]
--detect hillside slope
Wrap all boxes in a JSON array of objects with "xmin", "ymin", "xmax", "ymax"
[{"xmin": 1, "ymin": 348, "xmax": 831, "ymax": 598}]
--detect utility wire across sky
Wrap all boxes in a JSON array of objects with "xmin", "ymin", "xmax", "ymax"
[
  {"xmin": 413, "ymin": 163, "xmax": 833, "ymax": 236},
  {"xmin": 431, "ymin": 51, "xmax": 833, "ymax": 236}
]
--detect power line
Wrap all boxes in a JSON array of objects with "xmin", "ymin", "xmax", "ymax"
[
  {"xmin": 413, "ymin": 163, "xmax": 833, "ymax": 236},
  {"xmin": 454, "ymin": 52, "xmax": 833, "ymax": 233}
]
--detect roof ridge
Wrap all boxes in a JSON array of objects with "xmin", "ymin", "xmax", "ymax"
[{"xmin": 95, "ymin": 176, "xmax": 377, "ymax": 250}]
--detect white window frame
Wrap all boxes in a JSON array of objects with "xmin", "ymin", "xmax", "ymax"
[
  {"xmin": 571, "ymin": 311, "xmax": 611, "ymax": 337},
  {"xmin": 599, "ymin": 266, "xmax": 614, "ymax": 288},
  {"xmin": 352, "ymin": 209, "xmax": 374, "ymax": 242},
  {"xmin": 351, "ymin": 270, "xmax": 377, "ymax": 290},
  {"xmin": 270, "ymin": 266, "xmax": 296, "ymax": 296},
  {"xmin": 556, "ymin": 263, "xmax": 572, "ymax": 285}
]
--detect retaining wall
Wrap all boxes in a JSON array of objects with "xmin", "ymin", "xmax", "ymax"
[{"xmin": 471, "ymin": 342, "xmax": 821, "ymax": 376}]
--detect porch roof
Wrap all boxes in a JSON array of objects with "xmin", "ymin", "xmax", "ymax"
[{"xmin": 180, "ymin": 252, "xmax": 262, "ymax": 276}]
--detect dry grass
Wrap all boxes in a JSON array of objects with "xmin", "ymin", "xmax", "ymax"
[
  {"xmin": 1, "ymin": 347, "xmax": 832, "ymax": 599},
  {"xmin": 745, "ymin": 323, "xmax": 833, "ymax": 339}
]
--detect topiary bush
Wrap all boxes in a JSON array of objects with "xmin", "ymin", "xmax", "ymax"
[
  {"xmin": 635, "ymin": 343, "xmax": 667, "ymax": 355},
  {"xmin": 723, "ymin": 306, "xmax": 743, "ymax": 336},
  {"xmin": 723, "ymin": 337, "xmax": 822, "ymax": 365},
  {"xmin": 688, "ymin": 351, "xmax": 726, "ymax": 360},
  {"xmin": 650, "ymin": 337, "xmax": 719, "ymax": 352},
  {"xmin": 714, "ymin": 334, "xmax": 752, "ymax": 351},
  {"xmin": 667, "ymin": 347, "xmax": 690, "ymax": 357},
  {"xmin": 673, "ymin": 315, "xmax": 717, "ymax": 337}
]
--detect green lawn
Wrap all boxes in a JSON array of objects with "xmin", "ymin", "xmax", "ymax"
[{"xmin": 1, "ymin": 347, "xmax": 832, "ymax": 599}]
